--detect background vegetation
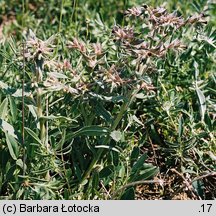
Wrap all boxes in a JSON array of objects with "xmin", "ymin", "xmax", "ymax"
[{"xmin": 0, "ymin": 0, "xmax": 215, "ymax": 200}]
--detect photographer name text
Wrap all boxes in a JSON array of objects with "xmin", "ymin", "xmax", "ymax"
[{"xmin": 2, "ymin": 203, "xmax": 100, "ymax": 214}]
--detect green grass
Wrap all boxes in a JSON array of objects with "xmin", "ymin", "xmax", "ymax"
[{"xmin": 0, "ymin": 0, "xmax": 215, "ymax": 200}]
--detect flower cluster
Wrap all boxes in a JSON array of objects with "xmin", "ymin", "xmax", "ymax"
[
  {"xmin": 24, "ymin": 5, "xmax": 207, "ymax": 96},
  {"xmin": 111, "ymin": 4, "xmax": 207, "ymax": 76},
  {"xmin": 112, "ymin": 26, "xmax": 134, "ymax": 43},
  {"xmin": 124, "ymin": 5, "xmax": 146, "ymax": 17},
  {"xmin": 68, "ymin": 38, "xmax": 86, "ymax": 54},
  {"xmin": 68, "ymin": 38, "xmax": 104, "ymax": 69},
  {"xmin": 24, "ymin": 29, "xmax": 55, "ymax": 61}
]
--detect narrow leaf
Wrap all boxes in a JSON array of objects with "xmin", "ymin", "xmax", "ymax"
[
  {"xmin": 25, "ymin": 127, "xmax": 42, "ymax": 144},
  {"xmin": 0, "ymin": 119, "xmax": 18, "ymax": 138},
  {"xmin": 5, "ymin": 132, "xmax": 19, "ymax": 160},
  {"xmin": 66, "ymin": 126, "xmax": 108, "ymax": 141},
  {"xmin": 95, "ymin": 145, "xmax": 120, "ymax": 153},
  {"xmin": 95, "ymin": 102, "xmax": 112, "ymax": 123},
  {"xmin": 39, "ymin": 115, "xmax": 73, "ymax": 121},
  {"xmin": 131, "ymin": 153, "xmax": 148, "ymax": 173},
  {"xmin": 136, "ymin": 166, "xmax": 159, "ymax": 181},
  {"xmin": 196, "ymin": 87, "xmax": 206, "ymax": 121},
  {"xmin": 47, "ymin": 72, "xmax": 68, "ymax": 79},
  {"xmin": 0, "ymin": 98, "xmax": 8, "ymax": 119},
  {"xmin": 9, "ymin": 96, "xmax": 17, "ymax": 122}
]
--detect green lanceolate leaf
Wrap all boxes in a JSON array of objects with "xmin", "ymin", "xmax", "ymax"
[
  {"xmin": 184, "ymin": 137, "xmax": 197, "ymax": 151},
  {"xmin": 0, "ymin": 98, "xmax": 8, "ymax": 119},
  {"xmin": 94, "ymin": 102, "xmax": 112, "ymax": 123},
  {"xmin": 130, "ymin": 164, "xmax": 158, "ymax": 182},
  {"xmin": 131, "ymin": 165, "xmax": 158, "ymax": 181},
  {"xmin": 137, "ymin": 166, "xmax": 159, "ymax": 180},
  {"xmin": 131, "ymin": 152, "xmax": 148, "ymax": 174},
  {"xmin": 24, "ymin": 127, "xmax": 42, "ymax": 144},
  {"xmin": 99, "ymin": 165, "xmax": 114, "ymax": 178},
  {"xmin": 121, "ymin": 187, "xmax": 135, "ymax": 200},
  {"xmin": 192, "ymin": 180, "xmax": 204, "ymax": 199},
  {"xmin": 39, "ymin": 115, "xmax": 73, "ymax": 121},
  {"xmin": 95, "ymin": 145, "xmax": 120, "ymax": 153},
  {"xmin": 9, "ymin": 96, "xmax": 17, "ymax": 122},
  {"xmin": 0, "ymin": 81, "xmax": 9, "ymax": 90},
  {"xmin": 0, "ymin": 119, "xmax": 18, "ymax": 138},
  {"xmin": 66, "ymin": 126, "xmax": 108, "ymax": 141},
  {"xmin": 54, "ymin": 129, "xmax": 66, "ymax": 150},
  {"xmin": 130, "ymin": 147, "xmax": 140, "ymax": 166},
  {"xmin": 16, "ymin": 159, "xmax": 27, "ymax": 170},
  {"xmin": 178, "ymin": 114, "xmax": 184, "ymax": 138},
  {"xmin": 27, "ymin": 105, "xmax": 38, "ymax": 120},
  {"xmin": 196, "ymin": 87, "xmax": 206, "ymax": 122},
  {"xmin": 5, "ymin": 132, "xmax": 19, "ymax": 160}
]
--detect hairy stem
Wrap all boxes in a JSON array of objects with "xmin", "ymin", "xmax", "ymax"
[{"xmin": 35, "ymin": 64, "xmax": 45, "ymax": 144}]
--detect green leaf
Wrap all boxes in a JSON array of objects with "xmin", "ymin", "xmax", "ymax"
[
  {"xmin": 194, "ymin": 61, "xmax": 199, "ymax": 80},
  {"xmin": 6, "ymin": 165, "xmax": 16, "ymax": 181},
  {"xmin": 143, "ymin": 75, "xmax": 152, "ymax": 84},
  {"xmin": 0, "ymin": 119, "xmax": 18, "ymax": 138},
  {"xmin": 178, "ymin": 114, "xmax": 184, "ymax": 138},
  {"xmin": 192, "ymin": 180, "xmax": 204, "ymax": 199},
  {"xmin": 15, "ymin": 188, "xmax": 25, "ymax": 199},
  {"xmin": 121, "ymin": 187, "xmax": 135, "ymax": 200},
  {"xmin": 112, "ymin": 151, "xmax": 119, "ymax": 166},
  {"xmin": 9, "ymin": 96, "xmax": 17, "ymax": 122},
  {"xmin": 95, "ymin": 145, "xmax": 120, "ymax": 153},
  {"xmin": 39, "ymin": 115, "xmax": 73, "ymax": 121},
  {"xmin": 136, "ymin": 166, "xmax": 159, "ymax": 181},
  {"xmin": 131, "ymin": 152, "xmax": 148, "ymax": 174},
  {"xmin": 99, "ymin": 166, "xmax": 113, "ymax": 178},
  {"xmin": 25, "ymin": 127, "xmax": 42, "ymax": 144},
  {"xmin": 16, "ymin": 159, "xmax": 27, "ymax": 170},
  {"xmin": 55, "ymin": 129, "xmax": 66, "ymax": 150},
  {"xmin": 110, "ymin": 130, "xmax": 122, "ymax": 142},
  {"xmin": 66, "ymin": 126, "xmax": 108, "ymax": 141},
  {"xmin": 27, "ymin": 105, "xmax": 38, "ymax": 120},
  {"xmin": 0, "ymin": 98, "xmax": 8, "ymax": 119},
  {"xmin": 184, "ymin": 137, "xmax": 197, "ymax": 151},
  {"xmin": 132, "ymin": 115, "xmax": 144, "ymax": 126},
  {"xmin": 135, "ymin": 93, "xmax": 146, "ymax": 99},
  {"xmin": 5, "ymin": 132, "xmax": 19, "ymax": 160},
  {"xmin": 0, "ymin": 81, "xmax": 9, "ymax": 89},
  {"xmin": 94, "ymin": 102, "xmax": 112, "ymax": 123},
  {"xmin": 74, "ymin": 163, "xmax": 82, "ymax": 181},
  {"xmin": 47, "ymin": 72, "xmax": 68, "ymax": 79},
  {"xmin": 95, "ymin": 13, "xmax": 105, "ymax": 28},
  {"xmin": 12, "ymin": 89, "xmax": 31, "ymax": 97},
  {"xmin": 150, "ymin": 124, "xmax": 164, "ymax": 145},
  {"xmin": 118, "ymin": 164, "xmax": 125, "ymax": 179},
  {"xmin": 130, "ymin": 147, "xmax": 140, "ymax": 166},
  {"xmin": 89, "ymin": 92, "xmax": 125, "ymax": 103},
  {"xmin": 196, "ymin": 87, "xmax": 206, "ymax": 122},
  {"xmin": 92, "ymin": 171, "xmax": 99, "ymax": 192}
]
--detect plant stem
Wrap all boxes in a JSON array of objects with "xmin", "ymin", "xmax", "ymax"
[
  {"xmin": 45, "ymin": 94, "xmax": 49, "ymax": 149},
  {"xmin": 36, "ymin": 88, "xmax": 45, "ymax": 143},
  {"xmin": 80, "ymin": 88, "xmax": 140, "ymax": 183},
  {"xmin": 35, "ymin": 64, "xmax": 45, "ymax": 144},
  {"xmin": 22, "ymin": 0, "xmax": 26, "ymax": 176},
  {"xmin": 22, "ymin": 40, "xmax": 26, "ymax": 175}
]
